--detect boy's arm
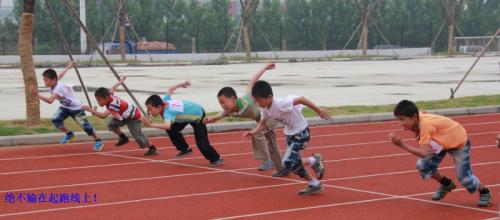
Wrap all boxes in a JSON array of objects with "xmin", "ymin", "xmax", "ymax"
[
  {"xmin": 242, "ymin": 118, "xmax": 267, "ymax": 138},
  {"xmin": 141, "ymin": 117, "xmax": 172, "ymax": 130},
  {"xmin": 389, "ymin": 133, "xmax": 433, "ymax": 157},
  {"xmin": 57, "ymin": 61, "xmax": 75, "ymax": 80},
  {"xmin": 204, "ymin": 112, "xmax": 225, "ymax": 124},
  {"xmin": 496, "ymin": 134, "xmax": 500, "ymax": 148},
  {"xmin": 82, "ymin": 105, "xmax": 110, "ymax": 119},
  {"xmin": 31, "ymin": 87, "xmax": 59, "ymax": 104},
  {"xmin": 110, "ymin": 77, "xmax": 127, "ymax": 94},
  {"xmin": 246, "ymin": 63, "xmax": 275, "ymax": 92},
  {"xmin": 293, "ymin": 96, "xmax": 332, "ymax": 120},
  {"xmin": 167, "ymin": 80, "xmax": 191, "ymax": 95}
]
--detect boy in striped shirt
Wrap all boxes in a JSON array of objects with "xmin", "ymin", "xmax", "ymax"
[{"xmin": 82, "ymin": 77, "xmax": 158, "ymax": 156}]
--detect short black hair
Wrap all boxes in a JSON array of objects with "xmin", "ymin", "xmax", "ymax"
[
  {"xmin": 145, "ymin": 95, "xmax": 163, "ymax": 107},
  {"xmin": 217, "ymin": 87, "xmax": 237, "ymax": 98},
  {"xmin": 94, "ymin": 87, "xmax": 110, "ymax": 98},
  {"xmin": 251, "ymin": 80, "xmax": 273, "ymax": 98},
  {"xmin": 42, "ymin": 69, "xmax": 58, "ymax": 80},
  {"xmin": 393, "ymin": 100, "xmax": 419, "ymax": 117}
]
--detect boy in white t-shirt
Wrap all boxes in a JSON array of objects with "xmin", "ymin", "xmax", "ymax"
[
  {"xmin": 32, "ymin": 62, "xmax": 103, "ymax": 151},
  {"xmin": 243, "ymin": 80, "xmax": 332, "ymax": 195}
]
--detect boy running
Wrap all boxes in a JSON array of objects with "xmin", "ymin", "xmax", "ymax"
[
  {"xmin": 389, "ymin": 100, "xmax": 491, "ymax": 207},
  {"xmin": 204, "ymin": 63, "xmax": 287, "ymax": 176},
  {"xmin": 31, "ymin": 62, "xmax": 103, "ymax": 151},
  {"xmin": 141, "ymin": 80, "xmax": 223, "ymax": 166},
  {"xmin": 82, "ymin": 77, "xmax": 158, "ymax": 156},
  {"xmin": 244, "ymin": 80, "xmax": 331, "ymax": 195}
]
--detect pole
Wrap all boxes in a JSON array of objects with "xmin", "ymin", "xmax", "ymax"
[
  {"xmin": 79, "ymin": 0, "xmax": 87, "ymax": 53},
  {"xmin": 45, "ymin": 0, "xmax": 92, "ymax": 108},
  {"xmin": 450, "ymin": 29, "xmax": 500, "ymax": 99},
  {"xmin": 62, "ymin": 0, "xmax": 147, "ymax": 116}
]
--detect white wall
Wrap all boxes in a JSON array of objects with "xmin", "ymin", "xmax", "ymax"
[{"xmin": 0, "ymin": 48, "xmax": 431, "ymax": 64}]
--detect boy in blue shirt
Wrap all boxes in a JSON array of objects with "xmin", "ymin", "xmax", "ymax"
[{"xmin": 142, "ymin": 80, "xmax": 223, "ymax": 166}]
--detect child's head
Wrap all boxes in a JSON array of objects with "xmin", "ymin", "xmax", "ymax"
[
  {"xmin": 145, "ymin": 95, "xmax": 164, "ymax": 117},
  {"xmin": 251, "ymin": 80, "xmax": 273, "ymax": 108},
  {"xmin": 217, "ymin": 87, "xmax": 238, "ymax": 112},
  {"xmin": 42, "ymin": 69, "xmax": 58, "ymax": 88},
  {"xmin": 94, "ymin": 87, "xmax": 112, "ymax": 107},
  {"xmin": 393, "ymin": 100, "xmax": 420, "ymax": 131}
]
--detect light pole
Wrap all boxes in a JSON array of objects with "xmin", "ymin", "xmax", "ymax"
[
  {"xmin": 79, "ymin": 0, "xmax": 87, "ymax": 54},
  {"xmin": 163, "ymin": 16, "xmax": 168, "ymax": 53}
]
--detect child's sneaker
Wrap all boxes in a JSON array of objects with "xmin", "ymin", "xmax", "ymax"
[
  {"xmin": 478, "ymin": 188, "xmax": 492, "ymax": 207},
  {"xmin": 311, "ymin": 153, "xmax": 325, "ymax": 180},
  {"xmin": 93, "ymin": 140, "xmax": 104, "ymax": 151},
  {"xmin": 258, "ymin": 160, "xmax": 273, "ymax": 171},
  {"xmin": 144, "ymin": 146, "xmax": 159, "ymax": 156},
  {"xmin": 60, "ymin": 132, "xmax": 76, "ymax": 144},
  {"xmin": 298, "ymin": 183, "xmax": 324, "ymax": 196},
  {"xmin": 175, "ymin": 148, "xmax": 193, "ymax": 158},
  {"xmin": 272, "ymin": 168, "xmax": 290, "ymax": 177},
  {"xmin": 210, "ymin": 158, "xmax": 224, "ymax": 167},
  {"xmin": 431, "ymin": 181, "xmax": 456, "ymax": 200},
  {"xmin": 115, "ymin": 136, "xmax": 129, "ymax": 147}
]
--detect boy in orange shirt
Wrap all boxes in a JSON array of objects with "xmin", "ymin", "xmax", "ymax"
[{"xmin": 389, "ymin": 100, "xmax": 491, "ymax": 207}]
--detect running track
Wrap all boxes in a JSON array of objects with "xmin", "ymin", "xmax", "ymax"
[{"xmin": 0, "ymin": 113, "xmax": 499, "ymax": 219}]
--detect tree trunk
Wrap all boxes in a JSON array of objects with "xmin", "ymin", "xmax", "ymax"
[
  {"xmin": 242, "ymin": 25, "xmax": 252, "ymax": 61},
  {"xmin": 447, "ymin": 24, "xmax": 455, "ymax": 55},
  {"xmin": 355, "ymin": 0, "xmax": 373, "ymax": 56},
  {"xmin": 240, "ymin": 0, "xmax": 259, "ymax": 62},
  {"xmin": 18, "ymin": 0, "xmax": 40, "ymax": 126},
  {"xmin": 118, "ymin": 0, "xmax": 126, "ymax": 61},
  {"xmin": 119, "ymin": 25, "xmax": 126, "ymax": 61},
  {"xmin": 360, "ymin": 18, "xmax": 369, "ymax": 56}
]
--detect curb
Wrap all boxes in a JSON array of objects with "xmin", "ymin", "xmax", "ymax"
[{"xmin": 1, "ymin": 105, "xmax": 499, "ymax": 147}]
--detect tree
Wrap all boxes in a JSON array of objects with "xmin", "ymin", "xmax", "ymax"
[
  {"xmin": 18, "ymin": 0, "xmax": 40, "ymax": 126},
  {"xmin": 253, "ymin": 0, "xmax": 282, "ymax": 51},
  {"xmin": 459, "ymin": 0, "xmax": 500, "ymax": 36},
  {"xmin": 437, "ymin": 0, "xmax": 463, "ymax": 55},
  {"xmin": 352, "ymin": 0, "xmax": 380, "ymax": 55},
  {"xmin": 283, "ymin": 0, "xmax": 310, "ymax": 51},
  {"xmin": 240, "ymin": 0, "xmax": 259, "ymax": 61}
]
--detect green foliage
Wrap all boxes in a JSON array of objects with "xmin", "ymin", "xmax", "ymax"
[{"xmin": 0, "ymin": 0, "xmax": 498, "ymax": 54}]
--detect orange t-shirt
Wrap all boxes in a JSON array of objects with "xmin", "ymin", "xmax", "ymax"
[{"xmin": 418, "ymin": 112, "xmax": 467, "ymax": 150}]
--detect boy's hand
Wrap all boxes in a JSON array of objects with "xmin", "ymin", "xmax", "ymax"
[
  {"xmin": 389, "ymin": 133, "xmax": 404, "ymax": 146},
  {"xmin": 30, "ymin": 87, "xmax": 39, "ymax": 97},
  {"xmin": 242, "ymin": 131, "xmax": 254, "ymax": 139},
  {"xmin": 317, "ymin": 108, "xmax": 332, "ymax": 120},
  {"xmin": 67, "ymin": 61, "xmax": 76, "ymax": 68},
  {"xmin": 140, "ymin": 116, "xmax": 152, "ymax": 127},
  {"xmin": 203, "ymin": 117, "xmax": 213, "ymax": 124},
  {"xmin": 182, "ymin": 80, "xmax": 191, "ymax": 88},
  {"xmin": 81, "ymin": 104, "xmax": 92, "ymax": 112},
  {"xmin": 264, "ymin": 63, "xmax": 276, "ymax": 70},
  {"xmin": 496, "ymin": 134, "xmax": 500, "ymax": 148},
  {"xmin": 119, "ymin": 76, "xmax": 127, "ymax": 84}
]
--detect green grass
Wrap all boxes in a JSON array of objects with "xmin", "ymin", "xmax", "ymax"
[
  {"xmin": 301, "ymin": 95, "xmax": 500, "ymax": 117},
  {"xmin": 433, "ymin": 51, "xmax": 468, "ymax": 56},
  {"xmin": 1, "ymin": 94, "xmax": 499, "ymax": 136}
]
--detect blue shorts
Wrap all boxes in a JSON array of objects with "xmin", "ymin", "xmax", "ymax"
[
  {"xmin": 52, "ymin": 107, "xmax": 95, "ymax": 136},
  {"xmin": 416, "ymin": 139, "xmax": 481, "ymax": 193},
  {"xmin": 282, "ymin": 127, "xmax": 310, "ymax": 178}
]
